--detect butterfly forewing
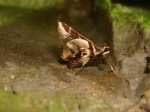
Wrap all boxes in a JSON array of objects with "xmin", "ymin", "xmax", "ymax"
[
  {"xmin": 57, "ymin": 21, "xmax": 94, "ymax": 45},
  {"xmin": 57, "ymin": 20, "xmax": 109, "ymax": 69}
]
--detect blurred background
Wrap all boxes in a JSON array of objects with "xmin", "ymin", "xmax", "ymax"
[{"xmin": 0, "ymin": 0, "xmax": 149, "ymax": 112}]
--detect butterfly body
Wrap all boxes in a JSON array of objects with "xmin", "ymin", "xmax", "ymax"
[{"xmin": 57, "ymin": 20, "xmax": 110, "ymax": 69}]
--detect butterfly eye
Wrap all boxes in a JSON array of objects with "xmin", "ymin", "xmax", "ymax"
[
  {"xmin": 102, "ymin": 47, "xmax": 110, "ymax": 56},
  {"xmin": 104, "ymin": 47, "xmax": 110, "ymax": 52}
]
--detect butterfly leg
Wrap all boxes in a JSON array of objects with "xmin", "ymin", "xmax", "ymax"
[
  {"xmin": 102, "ymin": 54, "xmax": 108, "ymax": 64},
  {"xmin": 67, "ymin": 60, "xmax": 82, "ymax": 69},
  {"xmin": 74, "ymin": 58, "xmax": 90, "ymax": 75},
  {"xmin": 100, "ymin": 54, "xmax": 108, "ymax": 70},
  {"xmin": 102, "ymin": 55, "xmax": 120, "ymax": 78}
]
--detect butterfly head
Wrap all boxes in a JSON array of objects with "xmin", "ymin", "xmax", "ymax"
[
  {"xmin": 96, "ymin": 43, "xmax": 110, "ymax": 64},
  {"xmin": 97, "ymin": 43, "xmax": 110, "ymax": 57},
  {"xmin": 99, "ymin": 43, "xmax": 110, "ymax": 56}
]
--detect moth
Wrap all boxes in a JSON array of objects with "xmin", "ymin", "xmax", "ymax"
[{"xmin": 57, "ymin": 20, "xmax": 110, "ymax": 69}]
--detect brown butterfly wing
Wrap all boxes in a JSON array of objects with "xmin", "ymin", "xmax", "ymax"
[
  {"xmin": 57, "ymin": 21, "xmax": 96, "ymax": 68},
  {"xmin": 57, "ymin": 20, "xmax": 94, "ymax": 45}
]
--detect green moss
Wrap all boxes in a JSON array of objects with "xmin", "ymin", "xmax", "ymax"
[
  {"xmin": 95, "ymin": 0, "xmax": 112, "ymax": 10},
  {"xmin": 110, "ymin": 4, "xmax": 150, "ymax": 28},
  {"xmin": 0, "ymin": 0, "xmax": 64, "ymax": 9},
  {"xmin": 131, "ymin": 8, "xmax": 150, "ymax": 28},
  {"xmin": 0, "ymin": 17, "xmax": 15, "ymax": 25},
  {"xmin": 0, "ymin": 88, "xmax": 116, "ymax": 112},
  {"xmin": 0, "ymin": 0, "xmax": 64, "ymax": 25},
  {"xmin": 111, "ymin": 4, "xmax": 134, "ymax": 28},
  {"xmin": 0, "ymin": 89, "xmax": 91, "ymax": 112},
  {"xmin": 0, "ymin": 6, "xmax": 31, "ymax": 25}
]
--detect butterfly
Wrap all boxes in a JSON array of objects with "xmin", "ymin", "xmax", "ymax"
[{"xmin": 57, "ymin": 20, "xmax": 110, "ymax": 69}]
